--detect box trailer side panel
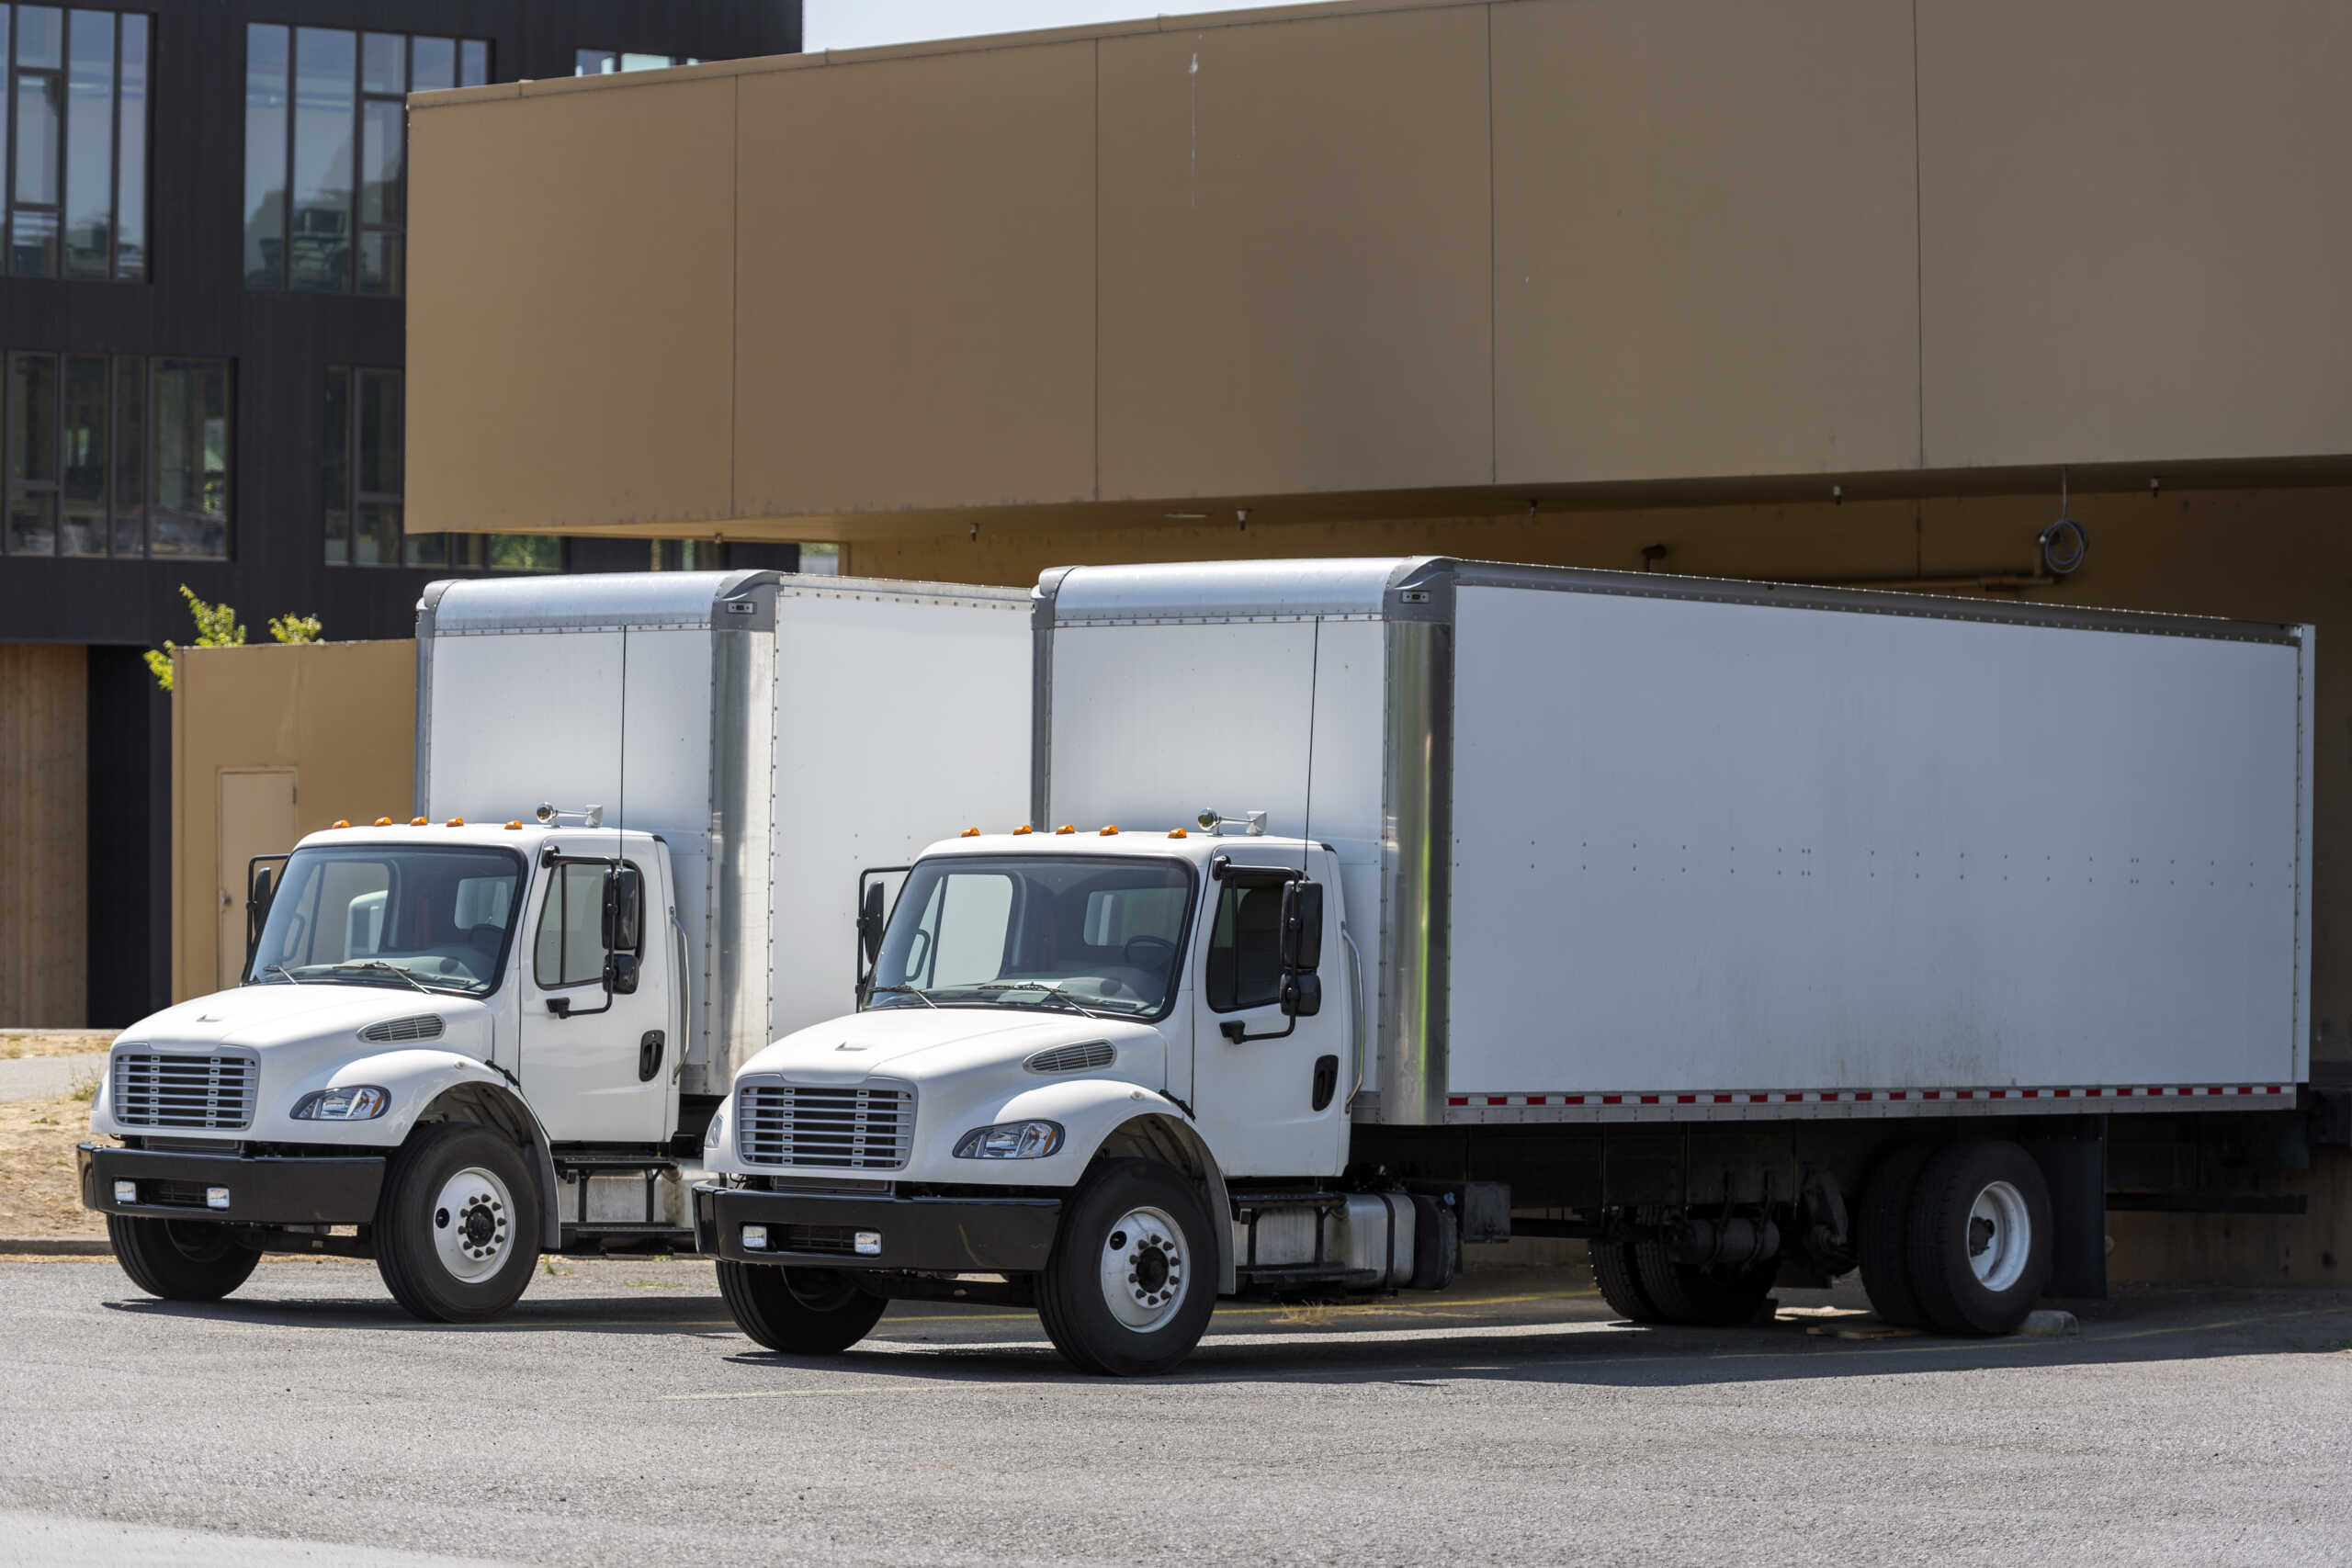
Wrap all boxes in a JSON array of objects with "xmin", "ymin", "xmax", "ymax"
[
  {"xmin": 767, "ymin": 582, "xmax": 1033, "ymax": 1047},
  {"xmin": 1447, "ymin": 581, "xmax": 2310, "ymax": 1109}
]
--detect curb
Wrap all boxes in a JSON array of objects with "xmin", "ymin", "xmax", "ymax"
[{"xmin": 0, "ymin": 1238, "xmax": 111, "ymax": 1256}]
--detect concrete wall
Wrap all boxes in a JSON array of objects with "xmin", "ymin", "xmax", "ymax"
[
  {"xmin": 170, "ymin": 641, "xmax": 416, "ymax": 1003},
  {"xmin": 0, "ymin": 645, "xmax": 87, "ymax": 1026},
  {"xmin": 409, "ymin": 0, "xmax": 2352, "ymax": 540}
]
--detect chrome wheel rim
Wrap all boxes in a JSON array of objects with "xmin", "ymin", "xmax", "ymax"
[
  {"xmin": 1098, "ymin": 1205, "xmax": 1189, "ymax": 1334},
  {"xmin": 1966, "ymin": 1179, "xmax": 2031, "ymax": 1292},
  {"xmin": 431, "ymin": 1166, "xmax": 514, "ymax": 1283}
]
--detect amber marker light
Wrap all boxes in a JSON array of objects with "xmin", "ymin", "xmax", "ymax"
[
  {"xmin": 1099, "ymin": 825, "xmax": 1119, "ymax": 836},
  {"xmin": 332, "ymin": 819, "xmax": 350, "ymax": 829},
  {"xmin": 410, "ymin": 817, "xmax": 429, "ymax": 827},
  {"xmin": 1055, "ymin": 824, "xmax": 1076, "ymax": 835},
  {"xmin": 445, "ymin": 818, "xmax": 465, "ymax": 827},
  {"xmin": 1012, "ymin": 824, "xmax": 1034, "ymax": 835},
  {"xmin": 504, "ymin": 820, "xmax": 524, "ymax": 829},
  {"xmin": 961, "ymin": 827, "xmax": 980, "ymax": 838},
  {"xmin": 1168, "ymin": 828, "xmax": 1187, "ymax": 838},
  {"xmin": 374, "ymin": 817, "xmax": 393, "ymax": 827}
]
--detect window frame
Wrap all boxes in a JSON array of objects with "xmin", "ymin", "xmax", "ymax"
[
  {"xmin": 533, "ymin": 858, "xmax": 643, "ymax": 992},
  {"xmin": 2, "ymin": 346, "xmax": 224, "ymax": 558},
  {"xmin": 1204, "ymin": 866, "xmax": 1296, "ymax": 1015},
  {"xmin": 3, "ymin": 6, "xmax": 150, "ymax": 282}
]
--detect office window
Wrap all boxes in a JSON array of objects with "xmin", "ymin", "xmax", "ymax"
[
  {"xmin": 3, "ymin": 351, "xmax": 228, "ymax": 558},
  {"xmin": 245, "ymin": 25, "xmax": 486, "ymax": 294},
  {"xmin": 324, "ymin": 366, "xmax": 557, "ymax": 570},
  {"xmin": 4, "ymin": 6, "xmax": 148, "ymax": 279},
  {"xmin": 575, "ymin": 50, "xmax": 698, "ymax": 75}
]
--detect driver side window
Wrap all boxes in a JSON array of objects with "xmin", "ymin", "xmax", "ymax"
[
  {"xmin": 534, "ymin": 863, "xmax": 639, "ymax": 989},
  {"xmin": 1204, "ymin": 874, "xmax": 1288, "ymax": 1012}
]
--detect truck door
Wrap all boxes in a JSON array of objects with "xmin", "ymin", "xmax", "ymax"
[
  {"xmin": 519, "ymin": 856, "xmax": 674, "ymax": 1145},
  {"xmin": 1191, "ymin": 851, "xmax": 1351, "ymax": 1178}
]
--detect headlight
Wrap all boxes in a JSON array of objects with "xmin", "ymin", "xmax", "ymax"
[
  {"xmin": 291, "ymin": 1085, "xmax": 390, "ymax": 1121},
  {"xmin": 704, "ymin": 1099, "xmax": 728, "ymax": 1148},
  {"xmin": 953, "ymin": 1120, "xmax": 1063, "ymax": 1160}
]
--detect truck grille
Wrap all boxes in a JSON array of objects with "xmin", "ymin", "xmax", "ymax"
[
  {"xmin": 738, "ymin": 1083, "xmax": 914, "ymax": 1170},
  {"xmin": 111, "ymin": 1053, "xmax": 257, "ymax": 1131}
]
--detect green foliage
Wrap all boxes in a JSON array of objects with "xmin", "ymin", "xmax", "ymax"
[
  {"xmin": 269, "ymin": 612, "xmax": 323, "ymax": 645},
  {"xmin": 144, "ymin": 586, "xmax": 321, "ymax": 691}
]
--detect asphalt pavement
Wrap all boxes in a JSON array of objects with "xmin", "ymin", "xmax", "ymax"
[{"xmin": 3, "ymin": 1256, "xmax": 2348, "ymax": 1567}]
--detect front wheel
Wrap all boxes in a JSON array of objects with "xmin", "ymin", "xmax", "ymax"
[
  {"xmin": 373, "ymin": 1122, "xmax": 541, "ymax": 1323},
  {"xmin": 107, "ymin": 1214, "xmax": 262, "ymax": 1301},
  {"xmin": 1036, "ymin": 1158, "xmax": 1217, "ymax": 1376},
  {"xmin": 716, "ymin": 1262, "xmax": 888, "ymax": 1354}
]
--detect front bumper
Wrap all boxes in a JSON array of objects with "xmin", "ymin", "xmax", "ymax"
[
  {"xmin": 79, "ymin": 1143, "xmax": 387, "ymax": 1225},
  {"xmin": 694, "ymin": 1183, "xmax": 1062, "ymax": 1272}
]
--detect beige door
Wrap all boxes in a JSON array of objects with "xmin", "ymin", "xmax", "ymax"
[{"xmin": 218, "ymin": 769, "xmax": 298, "ymax": 989}]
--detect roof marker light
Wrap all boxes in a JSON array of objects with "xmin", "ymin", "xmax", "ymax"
[
  {"xmin": 1012, "ymin": 824, "xmax": 1034, "ymax": 835},
  {"xmin": 1099, "ymin": 825, "xmax": 1119, "ymax": 836},
  {"xmin": 374, "ymin": 817, "xmax": 393, "ymax": 827},
  {"xmin": 1056, "ymin": 824, "xmax": 1076, "ymax": 835},
  {"xmin": 961, "ymin": 828, "xmax": 980, "ymax": 838},
  {"xmin": 445, "ymin": 818, "xmax": 465, "ymax": 827},
  {"xmin": 1168, "ymin": 828, "xmax": 1186, "ymax": 838},
  {"xmin": 505, "ymin": 820, "xmax": 524, "ymax": 829},
  {"xmin": 410, "ymin": 817, "xmax": 429, "ymax": 827},
  {"xmin": 332, "ymin": 819, "xmax": 350, "ymax": 829}
]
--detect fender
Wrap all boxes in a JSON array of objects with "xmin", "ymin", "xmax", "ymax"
[{"xmin": 410, "ymin": 1077, "xmax": 565, "ymax": 1253}]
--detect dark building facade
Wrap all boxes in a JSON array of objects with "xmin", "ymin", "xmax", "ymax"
[{"xmin": 0, "ymin": 2, "xmax": 802, "ymax": 1027}]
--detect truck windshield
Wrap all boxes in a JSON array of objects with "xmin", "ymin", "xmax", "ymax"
[
  {"xmin": 867, "ymin": 855, "xmax": 1193, "ymax": 1020},
  {"xmin": 247, "ymin": 845, "xmax": 525, "ymax": 997}
]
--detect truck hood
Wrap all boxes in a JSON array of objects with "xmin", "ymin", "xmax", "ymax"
[
  {"xmin": 114, "ymin": 983, "xmax": 495, "ymax": 1066},
  {"xmin": 738, "ymin": 1007, "xmax": 1166, "ymax": 1089}
]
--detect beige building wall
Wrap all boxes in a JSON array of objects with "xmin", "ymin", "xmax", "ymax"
[
  {"xmin": 408, "ymin": 0, "xmax": 2352, "ymax": 542},
  {"xmin": 0, "ymin": 645, "xmax": 88, "ymax": 1026},
  {"xmin": 171, "ymin": 641, "xmax": 417, "ymax": 1003}
]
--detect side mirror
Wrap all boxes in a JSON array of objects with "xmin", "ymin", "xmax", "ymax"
[
  {"xmin": 1280, "ymin": 970, "xmax": 1322, "ymax": 1019},
  {"xmin": 1279, "ymin": 881, "xmax": 1324, "ymax": 972},
  {"xmin": 605, "ymin": 950, "xmax": 640, "ymax": 996},
  {"xmin": 602, "ymin": 865, "xmax": 643, "ymax": 953},
  {"xmin": 858, "ymin": 880, "xmax": 887, "ymax": 965}
]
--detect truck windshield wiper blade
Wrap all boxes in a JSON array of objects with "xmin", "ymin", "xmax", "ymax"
[
  {"xmin": 976, "ymin": 981, "xmax": 1107, "ymax": 1020},
  {"xmin": 867, "ymin": 985, "xmax": 939, "ymax": 1010},
  {"xmin": 327, "ymin": 961, "xmax": 435, "ymax": 996},
  {"xmin": 265, "ymin": 964, "xmax": 303, "ymax": 986}
]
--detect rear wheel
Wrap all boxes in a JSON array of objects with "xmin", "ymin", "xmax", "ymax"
[
  {"xmin": 716, "ymin": 1262, "xmax": 888, "ymax": 1354},
  {"xmin": 1858, "ymin": 1141, "xmax": 1934, "ymax": 1328},
  {"xmin": 1905, "ymin": 1139, "xmax": 2052, "ymax": 1336},
  {"xmin": 374, "ymin": 1122, "xmax": 541, "ymax": 1323},
  {"xmin": 1630, "ymin": 1236, "xmax": 1778, "ymax": 1326},
  {"xmin": 1589, "ymin": 1238, "xmax": 1659, "ymax": 1322},
  {"xmin": 107, "ymin": 1214, "xmax": 261, "ymax": 1301},
  {"xmin": 1036, "ymin": 1158, "xmax": 1216, "ymax": 1376}
]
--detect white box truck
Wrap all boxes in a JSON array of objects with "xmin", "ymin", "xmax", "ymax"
[
  {"xmin": 696, "ymin": 556, "xmax": 2332, "ymax": 1374},
  {"xmin": 80, "ymin": 570, "xmax": 1029, "ymax": 1321}
]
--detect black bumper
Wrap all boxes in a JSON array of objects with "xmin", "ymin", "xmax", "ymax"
[
  {"xmin": 79, "ymin": 1143, "xmax": 386, "ymax": 1226},
  {"xmin": 694, "ymin": 1183, "xmax": 1062, "ymax": 1272}
]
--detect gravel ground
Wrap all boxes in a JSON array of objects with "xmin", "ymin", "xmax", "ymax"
[{"xmin": 3, "ymin": 1256, "xmax": 2347, "ymax": 1567}]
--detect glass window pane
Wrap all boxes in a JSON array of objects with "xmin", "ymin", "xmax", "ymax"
[
  {"xmin": 358, "ymin": 96, "xmax": 402, "ymax": 228},
  {"xmin": 356, "ymin": 230, "xmax": 401, "ymax": 297},
  {"xmin": 0, "ymin": 13, "xmax": 10, "ymax": 226},
  {"xmin": 620, "ymin": 53, "xmax": 674, "ymax": 73},
  {"xmin": 59, "ymin": 354, "xmax": 105, "ymax": 555},
  {"xmin": 62, "ymin": 9, "xmax": 113, "ymax": 281},
  {"xmin": 112, "ymin": 355, "xmax": 143, "ymax": 556},
  {"xmin": 9, "ymin": 205, "xmax": 56, "ymax": 278},
  {"xmin": 361, "ymin": 33, "xmax": 403, "ymax": 95},
  {"xmin": 153, "ymin": 359, "xmax": 229, "ymax": 558},
  {"xmin": 7, "ymin": 494, "xmax": 56, "ymax": 555},
  {"xmin": 575, "ymin": 49, "xmax": 616, "ymax": 75},
  {"xmin": 13, "ymin": 75, "xmax": 62, "ymax": 281},
  {"xmin": 356, "ymin": 369, "xmax": 401, "ymax": 497},
  {"xmin": 289, "ymin": 28, "xmax": 355, "ymax": 293},
  {"xmin": 412, "ymin": 37, "xmax": 455, "ymax": 93},
  {"xmin": 10, "ymin": 352, "xmax": 57, "ymax": 483},
  {"xmin": 356, "ymin": 500, "xmax": 398, "ymax": 566},
  {"xmin": 403, "ymin": 528, "xmax": 446, "ymax": 567},
  {"xmin": 243, "ymin": 24, "xmax": 288, "ymax": 288},
  {"xmin": 16, "ymin": 6, "xmax": 62, "ymax": 69},
  {"xmin": 114, "ymin": 15, "xmax": 146, "ymax": 280},
  {"xmin": 461, "ymin": 40, "xmax": 488, "ymax": 87},
  {"xmin": 322, "ymin": 367, "xmax": 349, "ymax": 563},
  {"xmin": 488, "ymin": 534, "xmax": 559, "ymax": 572}
]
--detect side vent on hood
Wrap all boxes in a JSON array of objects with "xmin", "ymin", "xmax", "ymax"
[
  {"xmin": 1024, "ymin": 1040, "xmax": 1115, "ymax": 1075},
  {"xmin": 361, "ymin": 1014, "xmax": 446, "ymax": 1043}
]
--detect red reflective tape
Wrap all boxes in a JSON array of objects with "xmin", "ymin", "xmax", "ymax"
[
  {"xmin": 1677, "ymin": 1094, "xmax": 1697, "ymax": 1104},
  {"xmin": 1447, "ymin": 1097, "xmax": 1468, "ymax": 1107},
  {"xmin": 1713, "ymin": 1093, "xmax": 1733, "ymax": 1103},
  {"xmin": 1640, "ymin": 1094, "xmax": 1660, "ymax": 1105},
  {"xmin": 1600, "ymin": 1094, "xmax": 1623, "ymax": 1105}
]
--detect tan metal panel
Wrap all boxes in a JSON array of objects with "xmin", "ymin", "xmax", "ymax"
[
  {"xmin": 1492, "ymin": 0, "xmax": 1920, "ymax": 485},
  {"xmin": 733, "ymin": 42, "xmax": 1097, "ymax": 516},
  {"xmin": 406, "ymin": 80, "xmax": 737, "ymax": 533},
  {"xmin": 0, "ymin": 644, "xmax": 86, "ymax": 1026},
  {"xmin": 215, "ymin": 772, "xmax": 296, "ymax": 990},
  {"xmin": 1918, "ymin": 0, "xmax": 2352, "ymax": 468},
  {"xmin": 1096, "ymin": 6, "xmax": 1494, "ymax": 501}
]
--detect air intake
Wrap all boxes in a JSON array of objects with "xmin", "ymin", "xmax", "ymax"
[
  {"xmin": 1024, "ymin": 1040, "xmax": 1116, "ymax": 1074},
  {"xmin": 360, "ymin": 1014, "xmax": 446, "ymax": 1043}
]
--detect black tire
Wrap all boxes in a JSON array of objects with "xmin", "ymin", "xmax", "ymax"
[
  {"xmin": 716, "ymin": 1261, "xmax": 888, "ymax": 1354},
  {"xmin": 1905, "ymin": 1139, "xmax": 2052, "ymax": 1336},
  {"xmin": 107, "ymin": 1213, "xmax": 262, "ymax": 1302},
  {"xmin": 1858, "ymin": 1141, "xmax": 1934, "ymax": 1328},
  {"xmin": 373, "ymin": 1122, "xmax": 541, "ymax": 1323},
  {"xmin": 1631, "ymin": 1235, "xmax": 1779, "ymax": 1327},
  {"xmin": 1589, "ymin": 1238, "xmax": 1660, "ymax": 1323},
  {"xmin": 1035, "ymin": 1158, "xmax": 1217, "ymax": 1376}
]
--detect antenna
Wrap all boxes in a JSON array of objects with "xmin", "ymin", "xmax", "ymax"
[
  {"xmin": 1300, "ymin": 616, "xmax": 1319, "ymax": 880},
  {"xmin": 616, "ymin": 626, "xmax": 628, "ymax": 863}
]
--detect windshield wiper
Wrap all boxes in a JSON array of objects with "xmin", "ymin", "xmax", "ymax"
[
  {"xmin": 866, "ymin": 985, "xmax": 939, "ymax": 1010},
  {"xmin": 976, "ymin": 981, "xmax": 1108, "ymax": 1020},
  {"xmin": 264, "ymin": 964, "xmax": 303, "ymax": 986},
  {"xmin": 327, "ymin": 961, "xmax": 436, "ymax": 997}
]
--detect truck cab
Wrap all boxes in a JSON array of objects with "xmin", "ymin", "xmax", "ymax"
[
  {"xmin": 82, "ymin": 818, "xmax": 695, "ymax": 1320},
  {"xmin": 696, "ymin": 822, "xmax": 1438, "ymax": 1375}
]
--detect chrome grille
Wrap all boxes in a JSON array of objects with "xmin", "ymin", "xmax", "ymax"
[
  {"xmin": 738, "ymin": 1083, "xmax": 914, "ymax": 1170},
  {"xmin": 360, "ymin": 1014, "xmax": 445, "ymax": 1043},
  {"xmin": 1025, "ymin": 1040, "xmax": 1115, "ymax": 1074},
  {"xmin": 111, "ymin": 1053, "xmax": 256, "ymax": 1131}
]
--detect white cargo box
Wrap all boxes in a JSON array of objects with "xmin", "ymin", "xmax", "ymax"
[
  {"xmin": 1034, "ymin": 558, "xmax": 2312, "ymax": 1126},
  {"xmin": 417, "ymin": 570, "xmax": 1031, "ymax": 1092}
]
